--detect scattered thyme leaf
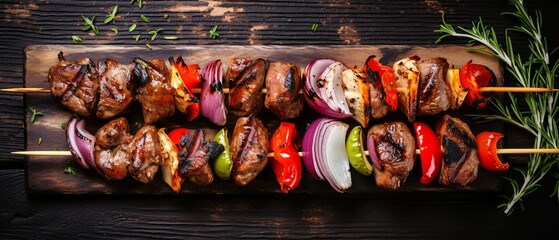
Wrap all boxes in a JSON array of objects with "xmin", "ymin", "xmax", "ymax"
[
  {"xmin": 149, "ymin": 28, "xmax": 162, "ymax": 41},
  {"xmin": 104, "ymin": 5, "xmax": 119, "ymax": 24},
  {"xmin": 311, "ymin": 23, "xmax": 319, "ymax": 32},
  {"xmin": 60, "ymin": 121, "xmax": 66, "ymax": 129},
  {"xmin": 28, "ymin": 106, "xmax": 43, "ymax": 123},
  {"xmin": 64, "ymin": 165, "xmax": 77, "ymax": 176},
  {"xmin": 130, "ymin": 0, "xmax": 143, "ymax": 8},
  {"xmin": 37, "ymin": 27, "xmax": 43, "ymax": 33},
  {"xmin": 82, "ymin": 15, "xmax": 99, "ymax": 35},
  {"xmin": 163, "ymin": 35, "xmax": 179, "ymax": 40},
  {"xmin": 146, "ymin": 43, "xmax": 153, "ymax": 50},
  {"xmin": 72, "ymin": 35, "xmax": 83, "ymax": 44},
  {"xmin": 129, "ymin": 23, "xmax": 137, "ymax": 32},
  {"xmin": 141, "ymin": 15, "xmax": 150, "ymax": 22},
  {"xmin": 135, "ymin": 34, "xmax": 141, "ymax": 41},
  {"xmin": 209, "ymin": 25, "xmax": 219, "ymax": 39},
  {"xmin": 38, "ymin": 137, "xmax": 42, "ymax": 145},
  {"xmin": 111, "ymin": 27, "xmax": 118, "ymax": 35}
]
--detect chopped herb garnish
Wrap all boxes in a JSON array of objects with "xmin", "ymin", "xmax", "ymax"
[
  {"xmin": 104, "ymin": 5, "xmax": 119, "ymax": 24},
  {"xmin": 209, "ymin": 25, "xmax": 220, "ymax": 39},
  {"xmin": 82, "ymin": 15, "xmax": 99, "ymax": 35},
  {"xmin": 135, "ymin": 34, "xmax": 141, "ymax": 41},
  {"xmin": 60, "ymin": 121, "xmax": 66, "ymax": 129},
  {"xmin": 37, "ymin": 27, "xmax": 43, "ymax": 33},
  {"xmin": 130, "ymin": 0, "xmax": 143, "ymax": 8},
  {"xmin": 311, "ymin": 23, "xmax": 319, "ymax": 32},
  {"xmin": 28, "ymin": 106, "xmax": 43, "ymax": 123},
  {"xmin": 148, "ymin": 28, "xmax": 162, "ymax": 41},
  {"xmin": 129, "ymin": 23, "xmax": 137, "ymax": 32},
  {"xmin": 111, "ymin": 27, "xmax": 118, "ymax": 34},
  {"xmin": 141, "ymin": 15, "xmax": 150, "ymax": 22},
  {"xmin": 72, "ymin": 35, "xmax": 82, "ymax": 44},
  {"xmin": 146, "ymin": 43, "xmax": 153, "ymax": 50},
  {"xmin": 64, "ymin": 165, "xmax": 77, "ymax": 176},
  {"xmin": 38, "ymin": 137, "xmax": 42, "ymax": 145},
  {"xmin": 163, "ymin": 35, "xmax": 179, "ymax": 40}
]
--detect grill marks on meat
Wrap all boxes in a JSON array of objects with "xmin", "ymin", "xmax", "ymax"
[
  {"xmin": 417, "ymin": 58, "xmax": 452, "ymax": 115},
  {"xmin": 133, "ymin": 58, "xmax": 175, "ymax": 124},
  {"xmin": 96, "ymin": 59, "xmax": 136, "ymax": 119},
  {"xmin": 231, "ymin": 116, "xmax": 269, "ymax": 186},
  {"xmin": 227, "ymin": 58, "xmax": 269, "ymax": 117},
  {"xmin": 94, "ymin": 117, "xmax": 133, "ymax": 181},
  {"xmin": 437, "ymin": 114, "xmax": 479, "ymax": 186},
  {"xmin": 368, "ymin": 122, "xmax": 416, "ymax": 190},
  {"xmin": 177, "ymin": 129, "xmax": 222, "ymax": 186},
  {"xmin": 48, "ymin": 52, "xmax": 99, "ymax": 117},
  {"xmin": 264, "ymin": 61, "xmax": 304, "ymax": 119},
  {"xmin": 128, "ymin": 125, "xmax": 162, "ymax": 183}
]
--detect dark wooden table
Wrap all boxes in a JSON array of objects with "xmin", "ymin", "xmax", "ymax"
[{"xmin": 2, "ymin": 0, "xmax": 558, "ymax": 238}]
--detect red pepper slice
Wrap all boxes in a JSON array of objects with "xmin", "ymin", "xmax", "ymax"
[
  {"xmin": 270, "ymin": 122, "xmax": 302, "ymax": 193},
  {"xmin": 168, "ymin": 127, "xmax": 189, "ymax": 149},
  {"xmin": 460, "ymin": 60, "xmax": 497, "ymax": 109},
  {"xmin": 413, "ymin": 122, "xmax": 442, "ymax": 184},
  {"xmin": 363, "ymin": 56, "xmax": 398, "ymax": 111},
  {"xmin": 175, "ymin": 56, "xmax": 202, "ymax": 121},
  {"xmin": 476, "ymin": 131, "xmax": 509, "ymax": 171}
]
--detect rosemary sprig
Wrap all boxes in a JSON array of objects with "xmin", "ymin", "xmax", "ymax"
[
  {"xmin": 436, "ymin": 0, "xmax": 559, "ymax": 215},
  {"xmin": 82, "ymin": 15, "xmax": 99, "ymax": 35},
  {"xmin": 104, "ymin": 5, "xmax": 119, "ymax": 24}
]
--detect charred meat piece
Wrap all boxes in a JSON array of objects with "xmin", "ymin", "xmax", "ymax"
[
  {"xmin": 48, "ymin": 51, "xmax": 99, "ymax": 117},
  {"xmin": 128, "ymin": 125, "xmax": 162, "ymax": 183},
  {"xmin": 225, "ymin": 58, "xmax": 254, "ymax": 87},
  {"xmin": 94, "ymin": 117, "xmax": 133, "ymax": 181},
  {"xmin": 134, "ymin": 58, "xmax": 175, "ymax": 124},
  {"xmin": 231, "ymin": 116, "xmax": 270, "ymax": 186},
  {"xmin": 228, "ymin": 58, "xmax": 269, "ymax": 117},
  {"xmin": 342, "ymin": 67, "xmax": 371, "ymax": 127},
  {"xmin": 96, "ymin": 59, "xmax": 136, "ymax": 119},
  {"xmin": 394, "ymin": 56, "xmax": 420, "ymax": 122},
  {"xmin": 368, "ymin": 122, "xmax": 416, "ymax": 190},
  {"xmin": 417, "ymin": 58, "xmax": 452, "ymax": 115},
  {"xmin": 437, "ymin": 114, "xmax": 479, "ymax": 186},
  {"xmin": 264, "ymin": 61, "xmax": 304, "ymax": 120},
  {"xmin": 177, "ymin": 129, "xmax": 221, "ymax": 186},
  {"xmin": 365, "ymin": 66, "xmax": 389, "ymax": 119}
]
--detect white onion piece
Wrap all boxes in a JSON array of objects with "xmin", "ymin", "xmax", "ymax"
[
  {"xmin": 201, "ymin": 59, "xmax": 227, "ymax": 126},
  {"xmin": 65, "ymin": 116, "xmax": 94, "ymax": 170},
  {"xmin": 317, "ymin": 62, "xmax": 350, "ymax": 114},
  {"xmin": 316, "ymin": 120, "xmax": 351, "ymax": 192}
]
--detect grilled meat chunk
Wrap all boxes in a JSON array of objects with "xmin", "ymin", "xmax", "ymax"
[
  {"xmin": 417, "ymin": 58, "xmax": 452, "ymax": 115},
  {"xmin": 231, "ymin": 116, "xmax": 270, "ymax": 186},
  {"xmin": 342, "ymin": 67, "xmax": 371, "ymax": 127},
  {"xmin": 394, "ymin": 56, "xmax": 420, "ymax": 122},
  {"xmin": 96, "ymin": 59, "xmax": 136, "ymax": 119},
  {"xmin": 177, "ymin": 129, "xmax": 221, "ymax": 186},
  {"xmin": 94, "ymin": 117, "xmax": 133, "ymax": 181},
  {"xmin": 228, "ymin": 58, "xmax": 269, "ymax": 117},
  {"xmin": 48, "ymin": 52, "xmax": 99, "ymax": 117},
  {"xmin": 225, "ymin": 58, "xmax": 254, "ymax": 87},
  {"xmin": 134, "ymin": 58, "xmax": 175, "ymax": 124},
  {"xmin": 368, "ymin": 122, "xmax": 416, "ymax": 190},
  {"xmin": 437, "ymin": 114, "xmax": 479, "ymax": 186},
  {"xmin": 128, "ymin": 125, "xmax": 162, "ymax": 183},
  {"xmin": 264, "ymin": 61, "xmax": 304, "ymax": 120},
  {"xmin": 365, "ymin": 66, "xmax": 389, "ymax": 119}
]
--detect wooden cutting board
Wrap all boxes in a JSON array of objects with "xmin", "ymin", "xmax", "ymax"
[{"xmin": 23, "ymin": 44, "xmax": 504, "ymax": 195}]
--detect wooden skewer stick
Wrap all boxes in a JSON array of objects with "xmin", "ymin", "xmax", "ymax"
[
  {"xmin": 2, "ymin": 86, "xmax": 559, "ymax": 95},
  {"xmin": 12, "ymin": 148, "xmax": 559, "ymax": 157}
]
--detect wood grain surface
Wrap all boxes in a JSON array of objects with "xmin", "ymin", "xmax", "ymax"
[{"xmin": 2, "ymin": 0, "xmax": 559, "ymax": 239}]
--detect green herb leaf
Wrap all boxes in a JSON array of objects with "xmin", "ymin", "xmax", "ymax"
[
  {"xmin": 130, "ymin": 0, "xmax": 143, "ymax": 8},
  {"xmin": 311, "ymin": 23, "xmax": 319, "ymax": 32},
  {"xmin": 148, "ymin": 28, "xmax": 162, "ymax": 41},
  {"xmin": 60, "ymin": 121, "xmax": 66, "ymax": 129},
  {"xmin": 64, "ymin": 165, "xmax": 77, "ymax": 176},
  {"xmin": 163, "ymin": 35, "xmax": 179, "ymax": 40},
  {"xmin": 28, "ymin": 106, "xmax": 43, "ymax": 123},
  {"xmin": 38, "ymin": 137, "xmax": 42, "ymax": 145},
  {"xmin": 141, "ymin": 15, "xmax": 150, "ymax": 22},
  {"xmin": 104, "ymin": 5, "xmax": 119, "ymax": 24},
  {"xmin": 72, "ymin": 35, "xmax": 83, "ymax": 44},
  {"xmin": 135, "ymin": 34, "xmax": 141, "ymax": 41},
  {"xmin": 128, "ymin": 23, "xmax": 137, "ymax": 32},
  {"xmin": 209, "ymin": 25, "xmax": 220, "ymax": 39},
  {"xmin": 111, "ymin": 27, "xmax": 118, "ymax": 35},
  {"xmin": 146, "ymin": 43, "xmax": 153, "ymax": 50},
  {"xmin": 82, "ymin": 15, "xmax": 99, "ymax": 35},
  {"xmin": 37, "ymin": 27, "xmax": 43, "ymax": 33}
]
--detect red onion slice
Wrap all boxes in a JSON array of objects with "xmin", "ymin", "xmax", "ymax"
[
  {"xmin": 75, "ymin": 119, "xmax": 96, "ymax": 171},
  {"xmin": 65, "ymin": 116, "xmax": 95, "ymax": 170},
  {"xmin": 366, "ymin": 132, "xmax": 383, "ymax": 171},
  {"xmin": 201, "ymin": 59, "xmax": 227, "ymax": 126},
  {"xmin": 302, "ymin": 117, "xmax": 323, "ymax": 179},
  {"xmin": 303, "ymin": 59, "xmax": 352, "ymax": 119}
]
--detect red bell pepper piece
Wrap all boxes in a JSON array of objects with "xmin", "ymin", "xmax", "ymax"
[
  {"xmin": 460, "ymin": 60, "xmax": 497, "ymax": 109},
  {"xmin": 476, "ymin": 131, "xmax": 509, "ymax": 171},
  {"xmin": 413, "ymin": 122, "xmax": 442, "ymax": 184},
  {"xmin": 175, "ymin": 56, "xmax": 202, "ymax": 121},
  {"xmin": 168, "ymin": 127, "xmax": 189, "ymax": 149},
  {"xmin": 270, "ymin": 122, "xmax": 302, "ymax": 193},
  {"xmin": 363, "ymin": 56, "xmax": 398, "ymax": 112}
]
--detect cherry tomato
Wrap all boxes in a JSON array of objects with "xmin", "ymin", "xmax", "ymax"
[{"xmin": 476, "ymin": 131, "xmax": 509, "ymax": 171}]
